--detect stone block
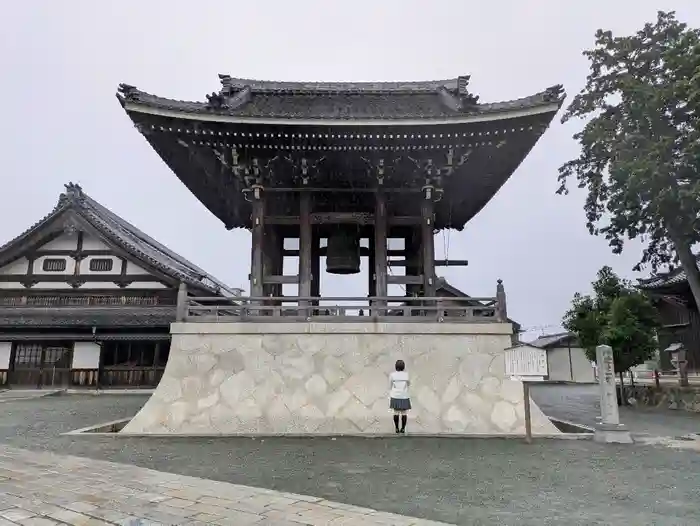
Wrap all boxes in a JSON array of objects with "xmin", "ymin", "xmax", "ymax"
[{"xmin": 123, "ymin": 322, "xmax": 558, "ymax": 435}]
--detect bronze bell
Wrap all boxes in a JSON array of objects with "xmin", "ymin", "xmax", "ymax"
[{"xmin": 326, "ymin": 228, "xmax": 361, "ymax": 274}]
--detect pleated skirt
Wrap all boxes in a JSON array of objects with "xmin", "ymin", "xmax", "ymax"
[{"xmin": 389, "ymin": 397, "xmax": 412, "ymax": 411}]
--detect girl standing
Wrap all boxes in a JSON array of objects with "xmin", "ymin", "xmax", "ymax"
[{"xmin": 389, "ymin": 359, "xmax": 411, "ymax": 433}]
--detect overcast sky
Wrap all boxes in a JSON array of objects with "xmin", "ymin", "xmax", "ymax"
[{"xmin": 2, "ymin": 1, "xmax": 699, "ymax": 339}]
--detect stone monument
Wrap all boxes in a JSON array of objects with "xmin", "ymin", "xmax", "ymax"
[{"xmin": 594, "ymin": 345, "xmax": 633, "ymax": 444}]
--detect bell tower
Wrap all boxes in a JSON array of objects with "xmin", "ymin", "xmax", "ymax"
[{"xmin": 244, "ymin": 159, "xmax": 446, "ymax": 309}]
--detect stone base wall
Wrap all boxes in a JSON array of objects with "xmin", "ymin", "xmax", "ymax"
[
  {"xmin": 122, "ymin": 322, "xmax": 559, "ymax": 435},
  {"xmin": 627, "ymin": 385, "xmax": 700, "ymax": 413}
]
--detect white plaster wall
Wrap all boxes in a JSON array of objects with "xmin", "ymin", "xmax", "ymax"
[
  {"xmin": 71, "ymin": 342, "xmax": 100, "ymax": 369},
  {"xmin": 125, "ymin": 282, "xmax": 168, "ymax": 289},
  {"xmin": 33, "ymin": 255, "xmax": 75, "ymax": 275},
  {"xmin": 126, "ymin": 261, "xmax": 149, "ymax": 275},
  {"xmin": 78, "ymin": 282, "xmax": 121, "ymax": 289},
  {"xmin": 0, "ymin": 342, "xmax": 11, "ymax": 369},
  {"xmin": 123, "ymin": 322, "xmax": 558, "ymax": 436},
  {"xmin": 0, "ymin": 258, "xmax": 29, "ymax": 275},
  {"xmin": 79, "ymin": 255, "xmax": 121, "ymax": 275},
  {"xmin": 0, "ymin": 282, "xmax": 24, "ymax": 289},
  {"xmin": 31, "ymin": 282, "xmax": 73, "ymax": 289},
  {"xmin": 41, "ymin": 234, "xmax": 78, "ymax": 250},
  {"xmin": 81, "ymin": 234, "xmax": 110, "ymax": 250},
  {"xmin": 548, "ymin": 346, "xmax": 595, "ymax": 383}
]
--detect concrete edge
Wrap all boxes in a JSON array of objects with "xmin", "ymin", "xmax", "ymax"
[
  {"xmin": 64, "ymin": 426, "xmax": 593, "ymax": 440},
  {"xmin": 63, "ymin": 389, "xmax": 155, "ymax": 396},
  {"xmin": 63, "ymin": 418, "xmax": 132, "ymax": 435},
  {"xmin": 171, "ymin": 321, "xmax": 514, "ymax": 335},
  {"xmin": 548, "ymin": 417, "xmax": 595, "ymax": 433}
]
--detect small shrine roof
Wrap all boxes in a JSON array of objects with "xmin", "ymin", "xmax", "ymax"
[
  {"xmin": 118, "ymin": 74, "xmax": 564, "ymax": 122},
  {"xmin": 528, "ymin": 332, "xmax": 577, "ymax": 349},
  {"xmin": 0, "ymin": 183, "xmax": 239, "ymax": 297}
]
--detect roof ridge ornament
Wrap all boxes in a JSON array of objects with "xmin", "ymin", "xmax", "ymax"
[
  {"xmin": 117, "ymin": 83, "xmax": 139, "ymax": 102},
  {"xmin": 207, "ymin": 85, "xmax": 252, "ymax": 111},
  {"xmin": 59, "ymin": 182, "xmax": 84, "ymax": 206},
  {"xmin": 544, "ymin": 84, "xmax": 565, "ymax": 102}
]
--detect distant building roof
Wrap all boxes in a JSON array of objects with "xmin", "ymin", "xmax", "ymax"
[
  {"xmin": 0, "ymin": 183, "xmax": 240, "ymax": 297},
  {"xmin": 528, "ymin": 332, "xmax": 577, "ymax": 349},
  {"xmin": 435, "ymin": 278, "xmax": 521, "ymax": 332}
]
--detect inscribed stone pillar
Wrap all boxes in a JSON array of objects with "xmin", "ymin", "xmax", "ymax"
[
  {"xmin": 594, "ymin": 344, "xmax": 633, "ymax": 444},
  {"xmin": 596, "ymin": 344, "xmax": 619, "ymax": 425}
]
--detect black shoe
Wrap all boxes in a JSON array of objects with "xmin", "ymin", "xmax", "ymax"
[
  {"xmin": 395, "ymin": 429, "xmax": 400, "ymax": 434},
  {"xmin": 399, "ymin": 429, "xmax": 406, "ymax": 434}
]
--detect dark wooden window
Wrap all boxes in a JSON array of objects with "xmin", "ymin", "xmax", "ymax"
[
  {"xmin": 10, "ymin": 342, "xmax": 72, "ymax": 388},
  {"xmin": 102, "ymin": 341, "xmax": 170, "ymax": 367},
  {"xmin": 89, "ymin": 258, "xmax": 114, "ymax": 272},
  {"xmin": 14, "ymin": 343, "xmax": 43, "ymax": 366},
  {"xmin": 42, "ymin": 258, "xmax": 66, "ymax": 272}
]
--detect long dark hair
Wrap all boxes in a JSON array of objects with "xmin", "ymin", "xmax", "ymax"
[{"xmin": 395, "ymin": 359, "xmax": 405, "ymax": 371}]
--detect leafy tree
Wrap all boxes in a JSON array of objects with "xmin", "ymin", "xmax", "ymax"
[
  {"xmin": 563, "ymin": 267, "xmax": 659, "ymax": 395},
  {"xmin": 558, "ymin": 11, "xmax": 700, "ymax": 308}
]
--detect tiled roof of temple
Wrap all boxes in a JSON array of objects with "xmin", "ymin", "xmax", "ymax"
[
  {"xmin": 0, "ymin": 306, "xmax": 176, "ymax": 328},
  {"xmin": 117, "ymin": 74, "xmax": 565, "ymax": 120},
  {"xmin": 0, "ymin": 183, "xmax": 239, "ymax": 297},
  {"xmin": 637, "ymin": 261, "xmax": 698, "ymax": 290}
]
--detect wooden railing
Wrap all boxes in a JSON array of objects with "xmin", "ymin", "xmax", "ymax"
[{"xmin": 176, "ymin": 280, "xmax": 508, "ymax": 323}]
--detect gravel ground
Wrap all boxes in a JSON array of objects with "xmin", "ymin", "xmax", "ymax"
[{"xmin": 0, "ymin": 394, "xmax": 699, "ymax": 525}]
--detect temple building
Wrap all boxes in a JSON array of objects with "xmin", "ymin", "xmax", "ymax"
[
  {"xmin": 638, "ymin": 264, "xmax": 700, "ymax": 372},
  {"xmin": 115, "ymin": 74, "xmax": 565, "ymax": 435},
  {"xmin": 0, "ymin": 184, "xmax": 238, "ymax": 388}
]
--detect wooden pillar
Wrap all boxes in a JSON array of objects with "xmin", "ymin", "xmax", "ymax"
[
  {"xmin": 311, "ymin": 233, "xmax": 320, "ymax": 304},
  {"xmin": 404, "ymin": 231, "xmax": 420, "ymax": 298},
  {"xmin": 496, "ymin": 279, "xmax": 508, "ymax": 322},
  {"xmin": 374, "ymin": 191, "xmax": 388, "ymax": 309},
  {"xmin": 367, "ymin": 234, "xmax": 376, "ymax": 298},
  {"xmin": 250, "ymin": 186, "xmax": 265, "ymax": 299},
  {"xmin": 421, "ymin": 190, "xmax": 436, "ymax": 298},
  {"xmin": 175, "ymin": 282, "xmax": 188, "ymax": 322},
  {"xmin": 299, "ymin": 192, "xmax": 312, "ymax": 306},
  {"xmin": 263, "ymin": 227, "xmax": 284, "ymax": 299}
]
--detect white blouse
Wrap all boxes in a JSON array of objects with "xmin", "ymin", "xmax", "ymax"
[{"xmin": 389, "ymin": 371, "xmax": 410, "ymax": 399}]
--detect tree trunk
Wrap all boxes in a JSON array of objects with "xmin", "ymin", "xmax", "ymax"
[
  {"xmin": 618, "ymin": 371, "xmax": 626, "ymax": 406},
  {"xmin": 668, "ymin": 229, "xmax": 700, "ymax": 310}
]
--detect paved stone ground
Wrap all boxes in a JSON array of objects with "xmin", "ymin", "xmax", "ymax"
[
  {"xmin": 0, "ymin": 444, "xmax": 447, "ymax": 525},
  {"xmin": 0, "ymin": 394, "xmax": 699, "ymax": 525},
  {"xmin": 0, "ymin": 390, "xmax": 64, "ymax": 403},
  {"xmin": 530, "ymin": 384, "xmax": 700, "ymax": 437}
]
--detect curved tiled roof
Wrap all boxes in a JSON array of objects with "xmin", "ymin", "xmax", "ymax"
[
  {"xmin": 0, "ymin": 183, "xmax": 239, "ymax": 297},
  {"xmin": 637, "ymin": 263, "xmax": 695, "ymax": 290},
  {"xmin": 0, "ymin": 306, "xmax": 176, "ymax": 328},
  {"xmin": 117, "ymin": 75, "xmax": 565, "ymax": 121}
]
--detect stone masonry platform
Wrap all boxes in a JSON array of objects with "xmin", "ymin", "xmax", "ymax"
[
  {"xmin": 123, "ymin": 322, "xmax": 558, "ymax": 435},
  {"xmin": 0, "ymin": 444, "xmax": 450, "ymax": 525}
]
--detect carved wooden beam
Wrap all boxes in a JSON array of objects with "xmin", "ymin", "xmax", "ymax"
[
  {"xmin": 387, "ymin": 275, "xmax": 424, "ymax": 285},
  {"xmin": 388, "ymin": 259, "xmax": 468, "ymax": 268},
  {"xmin": 266, "ymin": 214, "xmax": 422, "ymax": 226},
  {"xmin": 263, "ymin": 275, "xmax": 299, "ymax": 285}
]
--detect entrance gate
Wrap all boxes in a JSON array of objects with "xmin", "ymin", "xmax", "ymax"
[{"xmin": 8, "ymin": 343, "xmax": 72, "ymax": 388}]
